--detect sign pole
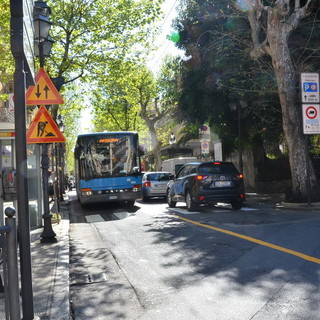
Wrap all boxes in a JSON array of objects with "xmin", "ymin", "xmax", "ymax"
[
  {"xmin": 301, "ymin": 72, "xmax": 320, "ymax": 205},
  {"xmin": 13, "ymin": 52, "xmax": 37, "ymax": 320},
  {"xmin": 40, "ymin": 143, "xmax": 57, "ymax": 242},
  {"xmin": 305, "ymin": 135, "xmax": 312, "ymax": 206},
  {"xmin": 11, "ymin": 6, "xmax": 39, "ymax": 317}
]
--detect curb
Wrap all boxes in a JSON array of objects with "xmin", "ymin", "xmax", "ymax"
[{"xmin": 49, "ymin": 217, "xmax": 70, "ymax": 320}]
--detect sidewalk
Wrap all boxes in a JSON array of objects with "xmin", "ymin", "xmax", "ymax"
[
  {"xmin": 0, "ymin": 199, "xmax": 70, "ymax": 320},
  {"xmin": 245, "ymin": 192, "xmax": 320, "ymax": 210},
  {"xmin": 31, "ymin": 200, "xmax": 70, "ymax": 320}
]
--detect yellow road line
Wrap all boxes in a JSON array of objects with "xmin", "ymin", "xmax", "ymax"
[{"xmin": 173, "ymin": 214, "xmax": 320, "ymax": 264}]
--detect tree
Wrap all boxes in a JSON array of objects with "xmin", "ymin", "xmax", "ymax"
[
  {"xmin": 89, "ymin": 59, "xmax": 144, "ymax": 133},
  {"xmin": 132, "ymin": 57, "xmax": 181, "ymax": 170},
  {"xmin": 174, "ymin": 0, "xmax": 284, "ymax": 157},
  {"xmin": 58, "ymin": 82, "xmax": 85, "ymax": 172},
  {"xmin": 0, "ymin": 0, "xmax": 14, "ymax": 96},
  {"xmin": 91, "ymin": 56, "xmax": 181, "ymax": 170},
  {"xmin": 47, "ymin": 0, "xmax": 163, "ymax": 81},
  {"xmin": 43, "ymin": 0, "xmax": 163, "ymax": 120},
  {"xmin": 244, "ymin": 0, "xmax": 320, "ymax": 201},
  {"xmin": 41, "ymin": 0, "xmax": 164, "ymax": 169},
  {"xmin": 174, "ymin": 0, "xmax": 320, "ymax": 201}
]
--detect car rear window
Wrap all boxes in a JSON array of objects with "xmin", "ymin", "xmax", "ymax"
[
  {"xmin": 148, "ymin": 173, "xmax": 172, "ymax": 181},
  {"xmin": 198, "ymin": 163, "xmax": 239, "ymax": 174}
]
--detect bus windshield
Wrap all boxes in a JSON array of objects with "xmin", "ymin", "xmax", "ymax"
[{"xmin": 76, "ymin": 134, "xmax": 139, "ymax": 180}]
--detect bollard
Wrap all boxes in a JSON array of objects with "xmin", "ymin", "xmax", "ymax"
[{"xmin": 5, "ymin": 207, "xmax": 21, "ymax": 320}]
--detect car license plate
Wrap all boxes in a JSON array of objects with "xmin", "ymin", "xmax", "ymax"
[
  {"xmin": 154, "ymin": 184, "xmax": 165, "ymax": 189},
  {"xmin": 109, "ymin": 195, "xmax": 118, "ymax": 200},
  {"xmin": 214, "ymin": 181, "xmax": 232, "ymax": 187}
]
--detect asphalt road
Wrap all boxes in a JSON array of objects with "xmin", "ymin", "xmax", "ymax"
[{"xmin": 68, "ymin": 193, "xmax": 320, "ymax": 320}]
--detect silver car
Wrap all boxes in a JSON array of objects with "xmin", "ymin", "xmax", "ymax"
[{"xmin": 142, "ymin": 172, "xmax": 173, "ymax": 201}]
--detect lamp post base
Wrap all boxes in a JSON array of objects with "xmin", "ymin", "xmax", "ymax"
[{"xmin": 40, "ymin": 214, "xmax": 57, "ymax": 243}]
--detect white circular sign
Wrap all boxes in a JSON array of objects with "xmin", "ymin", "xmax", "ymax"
[{"xmin": 306, "ymin": 106, "xmax": 317, "ymax": 119}]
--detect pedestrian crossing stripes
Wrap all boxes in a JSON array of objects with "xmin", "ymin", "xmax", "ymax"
[{"xmin": 85, "ymin": 214, "xmax": 105, "ymax": 223}]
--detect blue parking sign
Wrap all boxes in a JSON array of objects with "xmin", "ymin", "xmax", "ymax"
[
  {"xmin": 304, "ymin": 82, "xmax": 318, "ymax": 92},
  {"xmin": 301, "ymin": 73, "xmax": 320, "ymax": 103}
]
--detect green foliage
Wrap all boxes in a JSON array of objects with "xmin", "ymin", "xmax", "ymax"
[
  {"xmin": 43, "ymin": 0, "xmax": 164, "ymax": 163},
  {"xmin": 57, "ymin": 82, "xmax": 84, "ymax": 172},
  {"xmin": 90, "ymin": 59, "xmax": 150, "ymax": 133},
  {"xmin": 156, "ymin": 55, "xmax": 180, "ymax": 108},
  {"xmin": 46, "ymin": 0, "xmax": 163, "ymax": 81},
  {"xmin": 0, "ymin": 0, "xmax": 14, "ymax": 83},
  {"xmin": 172, "ymin": 0, "xmax": 285, "ymax": 157}
]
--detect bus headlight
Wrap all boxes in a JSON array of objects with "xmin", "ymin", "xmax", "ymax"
[{"xmin": 81, "ymin": 188, "xmax": 92, "ymax": 196}]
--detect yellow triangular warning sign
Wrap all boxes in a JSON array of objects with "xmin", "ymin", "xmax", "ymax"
[
  {"xmin": 27, "ymin": 106, "xmax": 66, "ymax": 144},
  {"xmin": 26, "ymin": 68, "xmax": 64, "ymax": 105}
]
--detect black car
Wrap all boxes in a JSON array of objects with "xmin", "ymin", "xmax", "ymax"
[{"xmin": 166, "ymin": 161, "xmax": 245, "ymax": 211}]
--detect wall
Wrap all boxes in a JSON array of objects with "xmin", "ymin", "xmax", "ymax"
[{"xmin": 226, "ymin": 150, "xmax": 292, "ymax": 193}]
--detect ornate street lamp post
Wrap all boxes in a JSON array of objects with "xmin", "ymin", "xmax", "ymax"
[
  {"xmin": 34, "ymin": 1, "xmax": 53, "ymax": 68},
  {"xmin": 57, "ymin": 115, "xmax": 65, "ymax": 202},
  {"xmin": 33, "ymin": 1, "xmax": 57, "ymax": 243}
]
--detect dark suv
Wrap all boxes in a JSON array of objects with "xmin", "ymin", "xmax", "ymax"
[{"xmin": 166, "ymin": 161, "xmax": 245, "ymax": 211}]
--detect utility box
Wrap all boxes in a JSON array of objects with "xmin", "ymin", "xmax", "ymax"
[{"xmin": 161, "ymin": 157, "xmax": 198, "ymax": 175}]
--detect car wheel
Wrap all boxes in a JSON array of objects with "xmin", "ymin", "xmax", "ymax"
[
  {"xmin": 231, "ymin": 200, "xmax": 243, "ymax": 210},
  {"xmin": 185, "ymin": 190, "xmax": 196, "ymax": 212},
  {"xmin": 142, "ymin": 194, "xmax": 149, "ymax": 202},
  {"xmin": 167, "ymin": 189, "xmax": 177, "ymax": 208}
]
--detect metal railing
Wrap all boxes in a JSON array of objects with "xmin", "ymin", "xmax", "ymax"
[{"xmin": 0, "ymin": 207, "xmax": 20, "ymax": 320}]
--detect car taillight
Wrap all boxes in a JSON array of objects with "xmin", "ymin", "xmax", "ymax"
[
  {"xmin": 144, "ymin": 181, "xmax": 151, "ymax": 187},
  {"xmin": 237, "ymin": 174, "xmax": 243, "ymax": 179},
  {"xmin": 194, "ymin": 175, "xmax": 208, "ymax": 181}
]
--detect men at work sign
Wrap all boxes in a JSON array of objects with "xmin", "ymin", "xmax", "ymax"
[{"xmin": 26, "ymin": 106, "xmax": 65, "ymax": 144}]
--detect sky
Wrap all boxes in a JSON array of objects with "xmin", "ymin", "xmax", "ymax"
[
  {"xmin": 80, "ymin": 0, "xmax": 182, "ymax": 133},
  {"xmin": 147, "ymin": 0, "xmax": 183, "ymax": 73}
]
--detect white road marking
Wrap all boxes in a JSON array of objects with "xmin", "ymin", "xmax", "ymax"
[
  {"xmin": 113, "ymin": 211, "xmax": 132, "ymax": 219},
  {"xmin": 85, "ymin": 214, "xmax": 105, "ymax": 223}
]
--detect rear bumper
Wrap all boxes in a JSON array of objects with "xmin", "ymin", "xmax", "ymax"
[
  {"xmin": 195, "ymin": 188, "xmax": 245, "ymax": 204},
  {"xmin": 79, "ymin": 190, "xmax": 141, "ymax": 204},
  {"xmin": 143, "ymin": 188, "xmax": 167, "ymax": 197}
]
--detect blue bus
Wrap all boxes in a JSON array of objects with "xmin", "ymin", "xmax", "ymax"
[{"xmin": 74, "ymin": 132, "xmax": 142, "ymax": 207}]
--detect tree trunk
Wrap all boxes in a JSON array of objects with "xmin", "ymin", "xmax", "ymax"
[
  {"xmin": 268, "ymin": 25, "xmax": 320, "ymax": 202},
  {"xmin": 149, "ymin": 127, "xmax": 162, "ymax": 170},
  {"xmin": 140, "ymin": 111, "xmax": 162, "ymax": 171}
]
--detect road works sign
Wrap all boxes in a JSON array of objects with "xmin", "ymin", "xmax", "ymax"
[
  {"xmin": 302, "ymin": 104, "xmax": 320, "ymax": 134},
  {"xmin": 26, "ymin": 106, "xmax": 65, "ymax": 143},
  {"xmin": 26, "ymin": 68, "xmax": 64, "ymax": 105},
  {"xmin": 301, "ymin": 73, "xmax": 320, "ymax": 103}
]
